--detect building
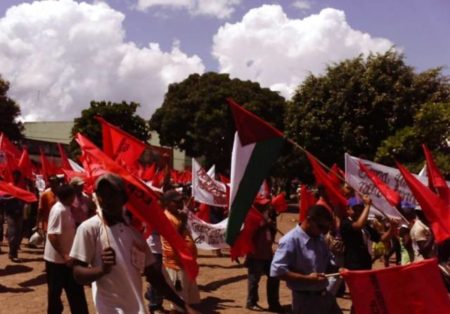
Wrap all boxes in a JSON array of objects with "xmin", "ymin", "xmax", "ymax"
[{"xmin": 23, "ymin": 121, "xmax": 190, "ymax": 171}]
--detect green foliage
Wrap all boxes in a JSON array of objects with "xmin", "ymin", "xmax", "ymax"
[
  {"xmin": 70, "ymin": 101, "xmax": 150, "ymax": 157},
  {"xmin": 0, "ymin": 76, "xmax": 23, "ymax": 141},
  {"xmin": 286, "ymin": 50, "xmax": 450, "ymax": 180},
  {"xmin": 376, "ymin": 102, "xmax": 450, "ymax": 177},
  {"xmin": 149, "ymin": 72, "xmax": 286, "ymax": 172}
]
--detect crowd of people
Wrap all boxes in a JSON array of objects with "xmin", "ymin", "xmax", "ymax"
[{"xmin": 1, "ymin": 169, "xmax": 449, "ymax": 314}]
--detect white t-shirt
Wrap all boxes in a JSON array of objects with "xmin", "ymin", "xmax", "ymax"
[
  {"xmin": 70, "ymin": 215, "xmax": 155, "ymax": 314},
  {"xmin": 44, "ymin": 201, "xmax": 76, "ymax": 264},
  {"xmin": 410, "ymin": 219, "xmax": 431, "ymax": 261}
]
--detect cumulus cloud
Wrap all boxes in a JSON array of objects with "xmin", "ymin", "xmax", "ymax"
[
  {"xmin": 292, "ymin": 0, "xmax": 312, "ymax": 11},
  {"xmin": 136, "ymin": 0, "xmax": 241, "ymax": 19},
  {"xmin": 212, "ymin": 5, "xmax": 394, "ymax": 98},
  {"xmin": 0, "ymin": 0, "xmax": 204, "ymax": 121}
]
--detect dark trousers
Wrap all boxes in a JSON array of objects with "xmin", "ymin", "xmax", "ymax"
[
  {"xmin": 5, "ymin": 214, "xmax": 23, "ymax": 258},
  {"xmin": 246, "ymin": 257, "xmax": 280, "ymax": 307},
  {"xmin": 45, "ymin": 261, "xmax": 89, "ymax": 314},
  {"xmin": 145, "ymin": 253, "xmax": 164, "ymax": 311}
]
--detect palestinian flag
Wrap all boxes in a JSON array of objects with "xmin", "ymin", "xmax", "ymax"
[{"xmin": 225, "ymin": 98, "xmax": 284, "ymax": 245}]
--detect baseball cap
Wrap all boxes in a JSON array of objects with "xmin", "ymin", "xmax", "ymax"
[{"xmin": 347, "ymin": 196, "xmax": 363, "ymax": 208}]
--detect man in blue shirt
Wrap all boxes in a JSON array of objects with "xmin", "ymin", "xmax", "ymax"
[{"xmin": 270, "ymin": 204, "xmax": 342, "ymax": 314}]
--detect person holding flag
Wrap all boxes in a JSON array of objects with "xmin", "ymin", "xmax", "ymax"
[{"xmin": 70, "ymin": 173, "xmax": 198, "ymax": 314}]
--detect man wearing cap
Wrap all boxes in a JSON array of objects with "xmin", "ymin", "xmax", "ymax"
[
  {"xmin": 70, "ymin": 173, "xmax": 198, "ymax": 314},
  {"xmin": 160, "ymin": 189, "xmax": 200, "ymax": 313},
  {"xmin": 69, "ymin": 177, "xmax": 95, "ymax": 227},
  {"xmin": 402, "ymin": 204, "xmax": 434, "ymax": 261},
  {"xmin": 340, "ymin": 195, "xmax": 395, "ymax": 270},
  {"xmin": 271, "ymin": 205, "xmax": 342, "ymax": 314},
  {"xmin": 245, "ymin": 196, "xmax": 283, "ymax": 312}
]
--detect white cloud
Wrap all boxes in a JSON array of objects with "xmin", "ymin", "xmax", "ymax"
[
  {"xmin": 292, "ymin": 0, "xmax": 311, "ymax": 11},
  {"xmin": 0, "ymin": 0, "xmax": 204, "ymax": 121},
  {"xmin": 136, "ymin": 0, "xmax": 241, "ymax": 19},
  {"xmin": 212, "ymin": 5, "xmax": 394, "ymax": 99}
]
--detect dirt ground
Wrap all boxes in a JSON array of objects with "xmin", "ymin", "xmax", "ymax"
[{"xmin": 0, "ymin": 212, "xmax": 352, "ymax": 313}]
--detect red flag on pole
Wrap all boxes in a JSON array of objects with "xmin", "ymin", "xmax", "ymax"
[
  {"xmin": 18, "ymin": 148, "xmax": 33, "ymax": 180},
  {"xmin": 342, "ymin": 259, "xmax": 450, "ymax": 314},
  {"xmin": 271, "ymin": 192, "xmax": 288, "ymax": 213},
  {"xmin": 230, "ymin": 207, "xmax": 265, "ymax": 260},
  {"xmin": 397, "ymin": 162, "xmax": 450, "ymax": 244},
  {"xmin": 299, "ymin": 185, "xmax": 316, "ymax": 223},
  {"xmin": 57, "ymin": 143, "xmax": 72, "ymax": 170},
  {"xmin": 39, "ymin": 147, "xmax": 57, "ymax": 181},
  {"xmin": 75, "ymin": 133, "xmax": 199, "ymax": 279},
  {"xmin": 96, "ymin": 116, "xmax": 147, "ymax": 167},
  {"xmin": 359, "ymin": 161, "xmax": 401, "ymax": 207},
  {"xmin": 0, "ymin": 180, "xmax": 37, "ymax": 203},
  {"xmin": 306, "ymin": 153, "xmax": 347, "ymax": 215},
  {"xmin": 422, "ymin": 144, "xmax": 450, "ymax": 205}
]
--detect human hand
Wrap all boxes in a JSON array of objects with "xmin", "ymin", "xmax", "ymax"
[
  {"xmin": 308, "ymin": 272, "xmax": 326, "ymax": 282},
  {"xmin": 101, "ymin": 247, "xmax": 116, "ymax": 274},
  {"xmin": 63, "ymin": 254, "xmax": 74, "ymax": 268},
  {"xmin": 362, "ymin": 194, "xmax": 372, "ymax": 206}
]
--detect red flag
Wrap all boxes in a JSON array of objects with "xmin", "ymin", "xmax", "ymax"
[
  {"xmin": 40, "ymin": 147, "xmax": 57, "ymax": 181},
  {"xmin": 58, "ymin": 143, "xmax": 72, "ymax": 170},
  {"xmin": 141, "ymin": 163, "xmax": 156, "ymax": 181},
  {"xmin": 75, "ymin": 133, "xmax": 199, "ymax": 279},
  {"xmin": 342, "ymin": 259, "xmax": 450, "ymax": 314},
  {"xmin": 196, "ymin": 203, "xmax": 210, "ymax": 223},
  {"xmin": 359, "ymin": 161, "xmax": 401, "ymax": 207},
  {"xmin": 0, "ymin": 132, "xmax": 22, "ymax": 159},
  {"xmin": 306, "ymin": 153, "xmax": 347, "ymax": 215},
  {"xmin": 18, "ymin": 148, "xmax": 33, "ymax": 180},
  {"xmin": 299, "ymin": 185, "xmax": 316, "ymax": 223},
  {"xmin": 422, "ymin": 144, "xmax": 450, "ymax": 205},
  {"xmin": 397, "ymin": 162, "xmax": 450, "ymax": 244},
  {"xmin": 96, "ymin": 116, "xmax": 146, "ymax": 167},
  {"xmin": 230, "ymin": 207, "xmax": 265, "ymax": 260},
  {"xmin": 271, "ymin": 192, "xmax": 288, "ymax": 213},
  {"xmin": 219, "ymin": 174, "xmax": 230, "ymax": 184},
  {"xmin": 0, "ymin": 181, "xmax": 37, "ymax": 203},
  {"xmin": 328, "ymin": 163, "xmax": 344, "ymax": 188}
]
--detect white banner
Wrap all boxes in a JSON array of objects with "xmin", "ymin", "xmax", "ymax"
[
  {"xmin": 192, "ymin": 159, "xmax": 228, "ymax": 207},
  {"xmin": 187, "ymin": 211, "xmax": 228, "ymax": 250},
  {"xmin": 345, "ymin": 153, "xmax": 427, "ymax": 218}
]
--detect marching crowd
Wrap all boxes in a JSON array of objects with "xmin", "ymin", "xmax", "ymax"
[{"xmin": 1, "ymin": 169, "xmax": 449, "ymax": 314}]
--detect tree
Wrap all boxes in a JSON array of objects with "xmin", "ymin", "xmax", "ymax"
[
  {"xmin": 375, "ymin": 102, "xmax": 450, "ymax": 177},
  {"xmin": 70, "ymin": 101, "xmax": 150, "ymax": 156},
  {"xmin": 285, "ymin": 50, "xmax": 450, "ymax": 178},
  {"xmin": 0, "ymin": 76, "xmax": 23, "ymax": 141},
  {"xmin": 149, "ymin": 72, "xmax": 286, "ymax": 172}
]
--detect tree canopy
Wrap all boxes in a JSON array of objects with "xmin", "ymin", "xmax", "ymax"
[
  {"xmin": 0, "ymin": 76, "xmax": 23, "ymax": 141},
  {"xmin": 285, "ymin": 50, "xmax": 450, "ymax": 179},
  {"xmin": 376, "ymin": 102, "xmax": 450, "ymax": 176},
  {"xmin": 70, "ymin": 101, "xmax": 150, "ymax": 156},
  {"xmin": 149, "ymin": 72, "xmax": 286, "ymax": 172}
]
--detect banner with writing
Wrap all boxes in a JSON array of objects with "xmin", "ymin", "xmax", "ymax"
[
  {"xmin": 192, "ymin": 159, "xmax": 228, "ymax": 207},
  {"xmin": 345, "ymin": 154, "xmax": 426, "ymax": 218},
  {"xmin": 187, "ymin": 211, "xmax": 228, "ymax": 250}
]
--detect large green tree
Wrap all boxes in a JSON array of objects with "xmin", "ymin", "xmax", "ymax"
[
  {"xmin": 0, "ymin": 76, "xmax": 23, "ymax": 141},
  {"xmin": 149, "ymin": 72, "xmax": 286, "ymax": 173},
  {"xmin": 376, "ymin": 102, "xmax": 450, "ymax": 177},
  {"xmin": 285, "ymin": 50, "xmax": 450, "ymax": 178},
  {"xmin": 70, "ymin": 101, "xmax": 150, "ymax": 156}
]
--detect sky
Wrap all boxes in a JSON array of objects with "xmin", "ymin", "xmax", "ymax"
[{"xmin": 0, "ymin": 0, "xmax": 448, "ymax": 121}]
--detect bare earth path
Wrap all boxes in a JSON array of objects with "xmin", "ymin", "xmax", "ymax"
[{"xmin": 0, "ymin": 213, "xmax": 352, "ymax": 313}]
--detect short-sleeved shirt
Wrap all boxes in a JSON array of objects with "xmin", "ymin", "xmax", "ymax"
[
  {"xmin": 410, "ymin": 219, "xmax": 431, "ymax": 261},
  {"xmin": 270, "ymin": 225, "xmax": 334, "ymax": 292},
  {"xmin": 44, "ymin": 201, "xmax": 76, "ymax": 264},
  {"xmin": 39, "ymin": 188, "xmax": 57, "ymax": 230},
  {"xmin": 340, "ymin": 218, "xmax": 380, "ymax": 270},
  {"xmin": 70, "ymin": 215, "xmax": 155, "ymax": 314},
  {"xmin": 162, "ymin": 210, "xmax": 197, "ymax": 270}
]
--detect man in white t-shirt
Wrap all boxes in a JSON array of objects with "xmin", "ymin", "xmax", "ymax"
[
  {"xmin": 70, "ymin": 173, "xmax": 198, "ymax": 314},
  {"xmin": 403, "ymin": 206, "xmax": 434, "ymax": 261},
  {"xmin": 44, "ymin": 184, "xmax": 88, "ymax": 314}
]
